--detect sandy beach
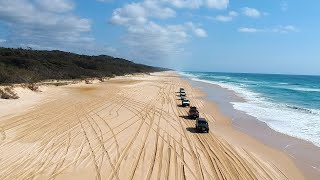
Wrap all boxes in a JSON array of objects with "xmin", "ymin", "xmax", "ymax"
[{"xmin": 0, "ymin": 71, "xmax": 306, "ymax": 179}]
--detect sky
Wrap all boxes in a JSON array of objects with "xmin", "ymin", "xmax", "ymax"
[{"xmin": 0, "ymin": 0, "xmax": 319, "ymax": 75}]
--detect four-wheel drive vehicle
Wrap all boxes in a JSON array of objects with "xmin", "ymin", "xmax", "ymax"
[
  {"xmin": 180, "ymin": 96, "xmax": 186, "ymax": 101},
  {"xmin": 179, "ymin": 88, "xmax": 185, "ymax": 93},
  {"xmin": 188, "ymin": 107, "xmax": 199, "ymax": 119},
  {"xmin": 195, "ymin": 118, "xmax": 209, "ymax": 133},
  {"xmin": 180, "ymin": 92, "xmax": 186, "ymax": 97},
  {"xmin": 181, "ymin": 99, "xmax": 190, "ymax": 107}
]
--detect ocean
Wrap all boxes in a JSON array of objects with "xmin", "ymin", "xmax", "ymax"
[{"xmin": 180, "ymin": 71, "xmax": 320, "ymax": 147}]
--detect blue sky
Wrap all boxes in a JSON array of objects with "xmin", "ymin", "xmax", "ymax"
[{"xmin": 0, "ymin": 0, "xmax": 319, "ymax": 75}]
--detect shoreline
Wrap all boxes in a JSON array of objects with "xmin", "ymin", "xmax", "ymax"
[
  {"xmin": 0, "ymin": 71, "xmax": 308, "ymax": 179},
  {"xmin": 182, "ymin": 75, "xmax": 320, "ymax": 179}
]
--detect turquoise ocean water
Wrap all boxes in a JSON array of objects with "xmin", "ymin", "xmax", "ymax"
[{"xmin": 180, "ymin": 72, "xmax": 320, "ymax": 147}]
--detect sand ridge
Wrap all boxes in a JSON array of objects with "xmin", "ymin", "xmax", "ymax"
[{"xmin": 0, "ymin": 72, "xmax": 304, "ymax": 179}]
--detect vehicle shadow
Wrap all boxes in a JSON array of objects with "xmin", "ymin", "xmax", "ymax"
[
  {"xmin": 177, "ymin": 94, "xmax": 187, "ymax": 97},
  {"xmin": 186, "ymin": 127, "xmax": 198, "ymax": 133},
  {"xmin": 177, "ymin": 105, "xmax": 188, "ymax": 107},
  {"xmin": 179, "ymin": 115, "xmax": 190, "ymax": 119}
]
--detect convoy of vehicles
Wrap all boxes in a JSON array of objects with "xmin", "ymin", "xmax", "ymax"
[{"xmin": 178, "ymin": 88, "xmax": 209, "ymax": 133}]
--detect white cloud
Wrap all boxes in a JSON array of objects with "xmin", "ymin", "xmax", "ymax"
[
  {"xmin": 215, "ymin": 15, "xmax": 232, "ymax": 22},
  {"xmin": 0, "ymin": 1, "xmax": 90, "ymax": 38},
  {"xmin": 162, "ymin": 0, "xmax": 229, "ymax": 9},
  {"xmin": 238, "ymin": 27, "xmax": 258, "ymax": 33},
  {"xmin": 229, "ymin": 11, "xmax": 238, "ymax": 17},
  {"xmin": 194, "ymin": 28, "xmax": 207, "ymax": 37},
  {"xmin": 110, "ymin": 0, "xmax": 176, "ymax": 25},
  {"xmin": 35, "ymin": 0, "xmax": 74, "ymax": 13},
  {"xmin": 165, "ymin": 0, "xmax": 202, "ymax": 9},
  {"xmin": 238, "ymin": 25, "xmax": 299, "ymax": 33},
  {"xmin": 110, "ymin": 0, "xmax": 208, "ymax": 63},
  {"xmin": 123, "ymin": 22, "xmax": 188, "ymax": 61},
  {"xmin": 186, "ymin": 22, "xmax": 207, "ymax": 37},
  {"xmin": 242, "ymin": 7, "xmax": 261, "ymax": 18},
  {"xmin": 0, "ymin": 39, "xmax": 6, "ymax": 43},
  {"xmin": 272, "ymin": 25, "xmax": 299, "ymax": 33},
  {"xmin": 143, "ymin": 0, "xmax": 176, "ymax": 19},
  {"xmin": 205, "ymin": 0, "xmax": 229, "ymax": 9},
  {"xmin": 0, "ymin": 0, "xmax": 115, "ymax": 55},
  {"xmin": 214, "ymin": 11, "xmax": 238, "ymax": 22}
]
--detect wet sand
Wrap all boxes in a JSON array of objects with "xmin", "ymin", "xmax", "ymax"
[{"xmin": 0, "ymin": 71, "xmax": 305, "ymax": 179}]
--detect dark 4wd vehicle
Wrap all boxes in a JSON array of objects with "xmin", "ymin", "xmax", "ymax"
[
  {"xmin": 196, "ymin": 118, "xmax": 209, "ymax": 133},
  {"xmin": 181, "ymin": 99, "xmax": 190, "ymax": 107},
  {"xmin": 188, "ymin": 107, "xmax": 199, "ymax": 119},
  {"xmin": 189, "ymin": 106, "xmax": 197, "ymax": 111},
  {"xmin": 179, "ymin": 88, "xmax": 185, "ymax": 93},
  {"xmin": 180, "ymin": 92, "xmax": 186, "ymax": 97}
]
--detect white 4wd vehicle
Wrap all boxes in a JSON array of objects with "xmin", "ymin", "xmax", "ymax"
[{"xmin": 181, "ymin": 99, "xmax": 190, "ymax": 107}]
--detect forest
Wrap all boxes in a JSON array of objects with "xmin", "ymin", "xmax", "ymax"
[{"xmin": 0, "ymin": 47, "xmax": 165, "ymax": 84}]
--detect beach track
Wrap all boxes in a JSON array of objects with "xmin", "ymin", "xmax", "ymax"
[{"xmin": 0, "ymin": 73, "xmax": 300, "ymax": 180}]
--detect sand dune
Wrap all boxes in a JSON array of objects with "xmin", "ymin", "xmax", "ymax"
[{"xmin": 0, "ymin": 72, "xmax": 304, "ymax": 179}]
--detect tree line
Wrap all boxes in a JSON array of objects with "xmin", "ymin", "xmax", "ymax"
[{"xmin": 0, "ymin": 47, "xmax": 166, "ymax": 84}]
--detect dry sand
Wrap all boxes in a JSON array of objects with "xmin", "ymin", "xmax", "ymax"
[{"xmin": 0, "ymin": 72, "xmax": 305, "ymax": 180}]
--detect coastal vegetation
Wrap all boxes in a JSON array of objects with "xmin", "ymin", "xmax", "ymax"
[{"xmin": 0, "ymin": 47, "xmax": 164, "ymax": 84}]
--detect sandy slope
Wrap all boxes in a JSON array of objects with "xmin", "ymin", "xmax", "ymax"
[{"xmin": 0, "ymin": 72, "xmax": 304, "ymax": 180}]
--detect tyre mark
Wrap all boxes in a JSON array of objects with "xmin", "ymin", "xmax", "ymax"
[{"xmin": 75, "ymin": 106, "xmax": 102, "ymax": 180}]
